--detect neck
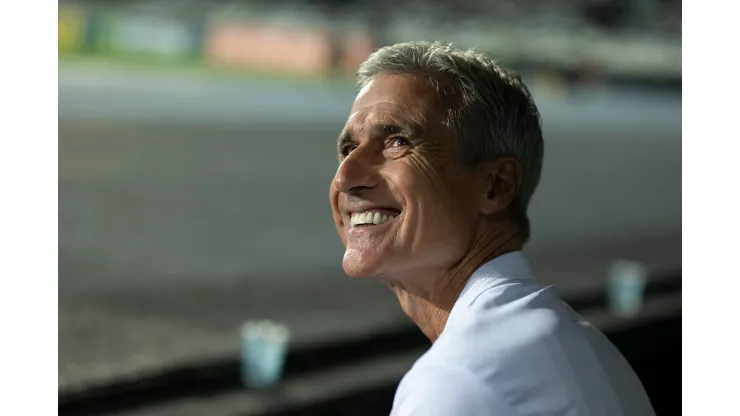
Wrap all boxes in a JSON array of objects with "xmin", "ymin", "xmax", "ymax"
[{"xmin": 388, "ymin": 226, "xmax": 522, "ymax": 342}]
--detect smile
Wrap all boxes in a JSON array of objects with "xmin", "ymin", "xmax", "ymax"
[{"xmin": 349, "ymin": 210, "xmax": 399, "ymax": 227}]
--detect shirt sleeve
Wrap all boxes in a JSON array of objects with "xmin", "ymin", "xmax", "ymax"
[{"xmin": 390, "ymin": 364, "xmax": 513, "ymax": 416}]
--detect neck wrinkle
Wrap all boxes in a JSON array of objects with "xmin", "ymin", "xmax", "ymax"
[{"xmin": 408, "ymin": 225, "xmax": 522, "ymax": 342}]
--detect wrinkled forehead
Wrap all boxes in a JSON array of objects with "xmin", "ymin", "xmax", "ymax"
[
  {"xmin": 345, "ymin": 102, "xmax": 423, "ymax": 134},
  {"xmin": 347, "ymin": 74, "xmax": 449, "ymax": 130}
]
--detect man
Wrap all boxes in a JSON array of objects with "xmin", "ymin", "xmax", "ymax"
[{"xmin": 329, "ymin": 41, "xmax": 654, "ymax": 415}]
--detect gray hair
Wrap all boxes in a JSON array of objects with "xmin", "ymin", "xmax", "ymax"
[{"xmin": 357, "ymin": 41, "xmax": 544, "ymax": 242}]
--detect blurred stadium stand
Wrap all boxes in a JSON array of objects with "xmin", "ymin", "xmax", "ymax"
[{"xmin": 59, "ymin": 0, "xmax": 680, "ymax": 80}]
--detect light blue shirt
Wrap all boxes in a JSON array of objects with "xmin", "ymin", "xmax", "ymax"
[{"xmin": 390, "ymin": 251, "xmax": 655, "ymax": 415}]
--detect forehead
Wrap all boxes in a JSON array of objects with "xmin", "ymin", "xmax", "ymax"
[{"xmin": 348, "ymin": 73, "xmax": 446, "ymax": 128}]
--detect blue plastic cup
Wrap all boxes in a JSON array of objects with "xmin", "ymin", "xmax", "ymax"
[
  {"xmin": 240, "ymin": 320, "xmax": 290, "ymax": 389},
  {"xmin": 607, "ymin": 260, "xmax": 648, "ymax": 318}
]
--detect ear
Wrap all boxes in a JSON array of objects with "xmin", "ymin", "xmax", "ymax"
[{"xmin": 480, "ymin": 157, "xmax": 523, "ymax": 216}]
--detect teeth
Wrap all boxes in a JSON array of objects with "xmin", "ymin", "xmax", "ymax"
[
  {"xmin": 350, "ymin": 211, "xmax": 398, "ymax": 227},
  {"xmin": 372, "ymin": 212, "xmax": 382, "ymax": 224}
]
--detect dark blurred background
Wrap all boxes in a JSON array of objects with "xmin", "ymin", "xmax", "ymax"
[{"xmin": 58, "ymin": 0, "xmax": 681, "ymax": 414}]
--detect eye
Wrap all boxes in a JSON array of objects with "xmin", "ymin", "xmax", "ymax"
[
  {"xmin": 339, "ymin": 144, "xmax": 357, "ymax": 158},
  {"xmin": 390, "ymin": 137, "xmax": 411, "ymax": 148}
]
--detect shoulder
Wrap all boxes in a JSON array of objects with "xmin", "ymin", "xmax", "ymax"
[
  {"xmin": 392, "ymin": 281, "xmax": 561, "ymax": 416},
  {"xmin": 391, "ymin": 363, "xmax": 513, "ymax": 416},
  {"xmin": 418, "ymin": 281, "xmax": 653, "ymax": 415}
]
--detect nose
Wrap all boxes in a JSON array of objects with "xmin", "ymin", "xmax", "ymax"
[{"xmin": 332, "ymin": 147, "xmax": 379, "ymax": 196}]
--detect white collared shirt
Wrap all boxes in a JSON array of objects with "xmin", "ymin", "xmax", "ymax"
[{"xmin": 390, "ymin": 251, "xmax": 655, "ymax": 416}]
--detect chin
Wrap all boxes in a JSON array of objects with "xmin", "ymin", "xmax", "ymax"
[{"xmin": 341, "ymin": 248, "xmax": 384, "ymax": 279}]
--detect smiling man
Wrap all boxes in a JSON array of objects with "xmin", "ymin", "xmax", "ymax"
[{"xmin": 329, "ymin": 41, "xmax": 654, "ymax": 415}]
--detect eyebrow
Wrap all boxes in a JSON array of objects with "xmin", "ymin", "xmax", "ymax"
[{"xmin": 337, "ymin": 122, "xmax": 423, "ymax": 151}]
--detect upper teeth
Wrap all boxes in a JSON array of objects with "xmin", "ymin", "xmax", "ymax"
[{"xmin": 350, "ymin": 211, "xmax": 397, "ymax": 227}]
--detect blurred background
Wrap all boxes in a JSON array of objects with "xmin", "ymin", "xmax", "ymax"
[{"xmin": 58, "ymin": 0, "xmax": 681, "ymax": 415}]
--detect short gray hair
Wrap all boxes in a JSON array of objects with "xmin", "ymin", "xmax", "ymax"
[{"xmin": 357, "ymin": 41, "xmax": 544, "ymax": 242}]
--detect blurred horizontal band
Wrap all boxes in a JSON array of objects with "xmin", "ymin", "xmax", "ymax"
[{"xmin": 58, "ymin": 270, "xmax": 680, "ymax": 416}]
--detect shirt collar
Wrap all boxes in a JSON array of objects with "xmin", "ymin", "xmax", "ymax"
[{"xmin": 455, "ymin": 250, "xmax": 536, "ymax": 308}]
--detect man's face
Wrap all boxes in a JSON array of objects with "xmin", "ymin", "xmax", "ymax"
[{"xmin": 329, "ymin": 73, "xmax": 487, "ymax": 281}]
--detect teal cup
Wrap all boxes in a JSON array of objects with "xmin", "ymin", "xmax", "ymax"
[
  {"xmin": 607, "ymin": 260, "xmax": 648, "ymax": 319},
  {"xmin": 240, "ymin": 320, "xmax": 290, "ymax": 389}
]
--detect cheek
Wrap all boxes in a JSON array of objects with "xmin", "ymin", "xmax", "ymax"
[
  {"xmin": 392, "ymin": 161, "xmax": 477, "ymax": 239},
  {"xmin": 396, "ymin": 156, "xmax": 470, "ymax": 210},
  {"xmin": 395, "ymin": 169, "xmax": 463, "ymax": 228}
]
